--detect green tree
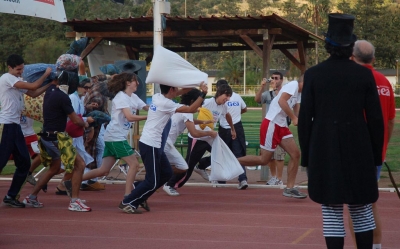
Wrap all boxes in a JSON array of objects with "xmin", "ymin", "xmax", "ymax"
[
  {"xmin": 217, "ymin": 56, "xmax": 243, "ymax": 84},
  {"xmin": 23, "ymin": 37, "xmax": 67, "ymax": 64}
]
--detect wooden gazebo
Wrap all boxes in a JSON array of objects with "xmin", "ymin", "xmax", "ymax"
[{"xmin": 64, "ymin": 14, "xmax": 323, "ymax": 75}]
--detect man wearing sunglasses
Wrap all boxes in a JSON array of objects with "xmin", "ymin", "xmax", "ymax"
[
  {"xmin": 240, "ymin": 74, "xmax": 307, "ymax": 199},
  {"xmin": 255, "ymin": 72, "xmax": 287, "ymax": 186}
]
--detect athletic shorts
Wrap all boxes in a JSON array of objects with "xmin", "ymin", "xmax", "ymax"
[
  {"xmin": 103, "ymin": 140, "xmax": 134, "ymax": 159},
  {"xmin": 260, "ymin": 119, "xmax": 293, "ymax": 151},
  {"xmin": 164, "ymin": 140, "xmax": 188, "ymax": 170},
  {"xmin": 272, "ymin": 145, "xmax": 287, "ymax": 161}
]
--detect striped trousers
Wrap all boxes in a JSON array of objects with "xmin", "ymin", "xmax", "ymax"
[{"xmin": 322, "ymin": 204, "xmax": 375, "ymax": 237}]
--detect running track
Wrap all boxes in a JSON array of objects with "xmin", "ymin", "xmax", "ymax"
[{"xmin": 1, "ymin": 182, "xmax": 399, "ymax": 249}]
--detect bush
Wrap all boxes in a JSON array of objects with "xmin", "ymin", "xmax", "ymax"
[
  {"xmin": 243, "ymin": 96, "xmax": 400, "ymax": 108},
  {"xmin": 242, "ymin": 96, "xmax": 260, "ymax": 107}
]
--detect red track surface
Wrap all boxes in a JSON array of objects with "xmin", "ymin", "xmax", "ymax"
[{"xmin": 1, "ymin": 182, "xmax": 399, "ymax": 249}]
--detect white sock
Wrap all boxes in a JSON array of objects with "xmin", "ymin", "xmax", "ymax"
[{"xmin": 373, "ymin": 244, "xmax": 382, "ymax": 249}]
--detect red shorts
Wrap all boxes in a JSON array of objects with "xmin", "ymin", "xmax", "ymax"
[
  {"xmin": 9, "ymin": 134, "xmax": 39, "ymax": 160},
  {"xmin": 260, "ymin": 119, "xmax": 292, "ymax": 151}
]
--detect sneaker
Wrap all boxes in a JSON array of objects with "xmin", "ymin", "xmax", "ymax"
[
  {"xmin": 63, "ymin": 180, "xmax": 72, "ymax": 198},
  {"xmin": 68, "ymin": 199, "xmax": 91, "ymax": 212},
  {"xmin": 266, "ymin": 176, "xmax": 278, "ymax": 185},
  {"xmin": 119, "ymin": 164, "xmax": 129, "ymax": 175},
  {"xmin": 80, "ymin": 183, "xmax": 90, "ymax": 191},
  {"xmin": 275, "ymin": 179, "xmax": 283, "ymax": 186},
  {"xmin": 163, "ymin": 184, "xmax": 180, "ymax": 196},
  {"xmin": 282, "ymin": 187, "xmax": 308, "ymax": 199},
  {"xmin": 26, "ymin": 174, "xmax": 37, "ymax": 186},
  {"xmin": 118, "ymin": 202, "xmax": 142, "ymax": 214},
  {"xmin": 237, "ymin": 180, "xmax": 249, "ymax": 190},
  {"xmin": 3, "ymin": 196, "xmax": 25, "ymax": 208},
  {"xmin": 139, "ymin": 200, "xmax": 150, "ymax": 211},
  {"xmin": 87, "ymin": 181, "xmax": 105, "ymax": 191},
  {"xmin": 193, "ymin": 165, "xmax": 209, "ymax": 181},
  {"xmin": 23, "ymin": 196, "xmax": 43, "ymax": 208}
]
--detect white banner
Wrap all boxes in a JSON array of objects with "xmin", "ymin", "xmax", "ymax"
[{"xmin": 0, "ymin": 0, "xmax": 67, "ymax": 23}]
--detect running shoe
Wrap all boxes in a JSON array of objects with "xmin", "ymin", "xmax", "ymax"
[
  {"xmin": 282, "ymin": 187, "xmax": 308, "ymax": 199},
  {"xmin": 193, "ymin": 165, "xmax": 209, "ymax": 181},
  {"xmin": 3, "ymin": 195, "xmax": 25, "ymax": 208},
  {"xmin": 69, "ymin": 199, "xmax": 91, "ymax": 212},
  {"xmin": 118, "ymin": 202, "xmax": 142, "ymax": 214},
  {"xmin": 23, "ymin": 196, "xmax": 43, "ymax": 208},
  {"xmin": 163, "ymin": 184, "xmax": 180, "ymax": 196},
  {"xmin": 237, "ymin": 180, "xmax": 249, "ymax": 190}
]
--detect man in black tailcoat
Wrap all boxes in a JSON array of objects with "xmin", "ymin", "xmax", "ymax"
[{"xmin": 298, "ymin": 13, "xmax": 384, "ymax": 249}]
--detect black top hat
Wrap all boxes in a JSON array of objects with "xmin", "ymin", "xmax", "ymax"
[{"xmin": 325, "ymin": 13, "xmax": 357, "ymax": 47}]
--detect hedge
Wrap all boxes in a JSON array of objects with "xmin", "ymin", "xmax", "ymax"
[
  {"xmin": 169, "ymin": 96, "xmax": 400, "ymax": 108},
  {"xmin": 243, "ymin": 96, "xmax": 400, "ymax": 108}
]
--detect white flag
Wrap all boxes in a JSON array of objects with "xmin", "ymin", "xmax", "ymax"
[{"xmin": 0, "ymin": 0, "xmax": 67, "ymax": 23}]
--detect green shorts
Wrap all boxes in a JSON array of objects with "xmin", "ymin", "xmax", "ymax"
[{"xmin": 103, "ymin": 141, "xmax": 134, "ymax": 159}]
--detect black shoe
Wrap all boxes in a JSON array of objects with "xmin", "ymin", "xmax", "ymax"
[
  {"xmin": 80, "ymin": 183, "xmax": 90, "ymax": 191},
  {"xmin": 3, "ymin": 196, "xmax": 25, "ymax": 208},
  {"xmin": 139, "ymin": 200, "xmax": 150, "ymax": 211},
  {"xmin": 63, "ymin": 180, "xmax": 72, "ymax": 198}
]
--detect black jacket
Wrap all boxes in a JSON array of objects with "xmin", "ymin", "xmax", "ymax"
[{"xmin": 298, "ymin": 56, "xmax": 383, "ymax": 204}]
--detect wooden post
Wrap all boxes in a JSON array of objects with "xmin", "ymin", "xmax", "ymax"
[{"xmin": 260, "ymin": 33, "xmax": 273, "ymax": 181}]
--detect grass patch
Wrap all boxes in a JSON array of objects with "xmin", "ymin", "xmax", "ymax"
[{"xmin": 3, "ymin": 109, "xmax": 400, "ymax": 175}]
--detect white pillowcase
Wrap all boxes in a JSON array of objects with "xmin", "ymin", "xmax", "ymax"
[{"xmin": 146, "ymin": 45, "xmax": 208, "ymax": 88}]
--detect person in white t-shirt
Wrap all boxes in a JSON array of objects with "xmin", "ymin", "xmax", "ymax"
[
  {"xmin": 238, "ymin": 75, "xmax": 307, "ymax": 199},
  {"xmin": 162, "ymin": 89, "xmax": 217, "ymax": 196},
  {"xmin": 119, "ymin": 82, "xmax": 208, "ymax": 214},
  {"xmin": 255, "ymin": 73, "xmax": 286, "ymax": 186},
  {"xmin": 0, "ymin": 54, "xmax": 52, "ymax": 208},
  {"xmin": 176, "ymin": 84, "xmax": 236, "ymax": 189},
  {"xmin": 80, "ymin": 73, "xmax": 147, "ymax": 200},
  {"xmin": 216, "ymin": 80, "xmax": 249, "ymax": 189}
]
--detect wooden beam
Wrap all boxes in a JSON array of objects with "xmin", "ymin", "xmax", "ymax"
[
  {"xmin": 297, "ymin": 41, "xmax": 306, "ymax": 73},
  {"xmin": 268, "ymin": 34, "xmax": 276, "ymax": 51},
  {"xmin": 279, "ymin": 48, "xmax": 302, "ymax": 70},
  {"xmin": 66, "ymin": 29, "xmax": 270, "ymax": 39},
  {"xmin": 125, "ymin": 45, "xmax": 137, "ymax": 60},
  {"xmin": 80, "ymin": 37, "xmax": 103, "ymax": 59},
  {"xmin": 240, "ymin": 34, "xmax": 263, "ymax": 57},
  {"xmin": 269, "ymin": 28, "xmax": 282, "ymax": 35},
  {"xmin": 135, "ymin": 43, "xmax": 316, "ymax": 52}
]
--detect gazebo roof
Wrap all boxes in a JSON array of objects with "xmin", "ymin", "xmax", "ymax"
[{"xmin": 64, "ymin": 14, "xmax": 323, "ymax": 53}]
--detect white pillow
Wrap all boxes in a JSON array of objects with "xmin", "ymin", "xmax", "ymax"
[{"xmin": 146, "ymin": 45, "xmax": 208, "ymax": 88}]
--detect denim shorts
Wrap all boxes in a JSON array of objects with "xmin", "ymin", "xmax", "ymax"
[{"xmin": 40, "ymin": 139, "xmax": 61, "ymax": 160}]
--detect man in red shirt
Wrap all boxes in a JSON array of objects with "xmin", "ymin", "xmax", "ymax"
[{"xmin": 352, "ymin": 40, "xmax": 396, "ymax": 249}]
